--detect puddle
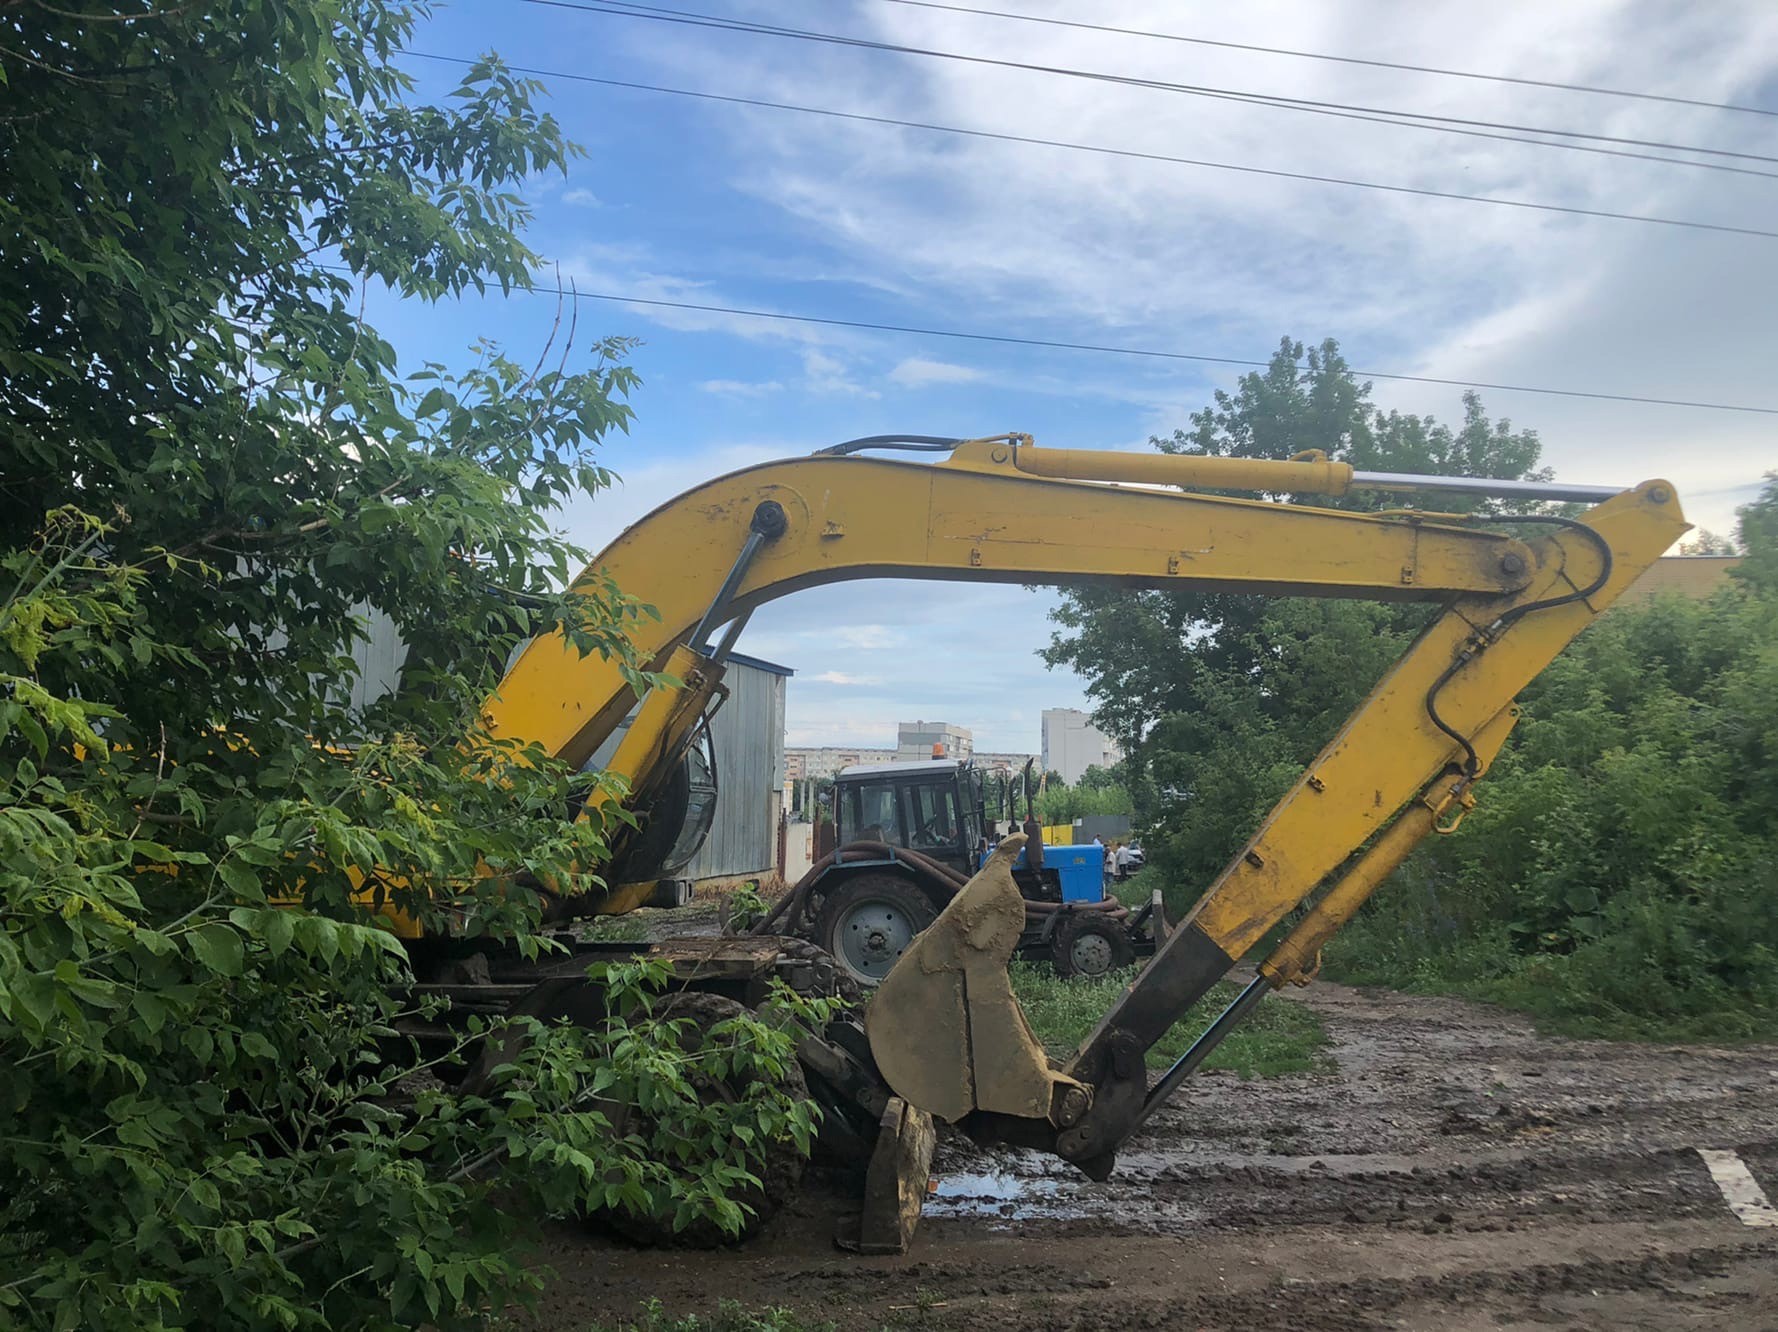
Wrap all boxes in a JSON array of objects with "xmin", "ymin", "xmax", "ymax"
[
  {"xmin": 926, "ymin": 1171, "xmax": 1087, "ymax": 1222},
  {"xmin": 924, "ymin": 1168, "xmax": 1210, "ymax": 1232},
  {"xmin": 933, "ymin": 1171, "xmax": 1064, "ymax": 1202}
]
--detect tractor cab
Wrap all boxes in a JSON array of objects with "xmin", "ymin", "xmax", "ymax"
[
  {"xmin": 833, "ymin": 759, "xmax": 983, "ymax": 878},
  {"xmin": 809, "ymin": 758, "xmax": 1150, "ymax": 986}
]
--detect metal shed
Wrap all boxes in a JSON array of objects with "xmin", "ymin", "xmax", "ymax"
[
  {"xmin": 682, "ymin": 652, "xmax": 793, "ymax": 886},
  {"xmin": 346, "ymin": 611, "xmax": 792, "ymax": 888}
]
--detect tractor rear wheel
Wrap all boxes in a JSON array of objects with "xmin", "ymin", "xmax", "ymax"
[{"xmin": 814, "ymin": 874, "xmax": 939, "ymax": 987}]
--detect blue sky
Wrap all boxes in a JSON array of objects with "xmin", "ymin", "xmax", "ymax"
[{"xmin": 368, "ymin": 0, "xmax": 1778, "ymax": 752}]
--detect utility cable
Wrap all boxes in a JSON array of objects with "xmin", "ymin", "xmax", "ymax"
[
  {"xmin": 520, "ymin": 0, "xmax": 1778, "ymax": 174},
  {"xmin": 318, "ymin": 261, "xmax": 1778, "ymax": 416},
  {"xmin": 406, "ymin": 51, "xmax": 1778, "ymax": 237},
  {"xmin": 870, "ymin": 0, "xmax": 1778, "ymax": 121}
]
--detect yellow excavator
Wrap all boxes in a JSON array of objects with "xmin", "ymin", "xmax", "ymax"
[{"xmin": 402, "ymin": 432, "xmax": 1688, "ymax": 1250}]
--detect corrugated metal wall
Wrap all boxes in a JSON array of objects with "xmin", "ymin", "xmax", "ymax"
[
  {"xmin": 348, "ymin": 606, "xmax": 407, "ymax": 713},
  {"xmin": 684, "ymin": 660, "xmax": 786, "ymax": 880}
]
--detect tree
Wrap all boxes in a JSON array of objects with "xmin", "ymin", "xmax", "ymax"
[
  {"xmin": 1732, "ymin": 473, "xmax": 1778, "ymax": 593},
  {"xmin": 1043, "ymin": 338, "xmax": 1548, "ymax": 897},
  {"xmin": 1076, "ymin": 763, "xmax": 1122, "ymax": 792},
  {"xmin": 0, "ymin": 7, "xmax": 813, "ymax": 1328},
  {"xmin": 1680, "ymin": 530, "xmax": 1740, "ymax": 556},
  {"xmin": 1035, "ymin": 781, "xmax": 1135, "ymax": 826}
]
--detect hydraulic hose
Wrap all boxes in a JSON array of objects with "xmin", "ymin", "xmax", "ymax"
[
  {"xmin": 748, "ymin": 839, "xmax": 1132, "ymax": 937},
  {"xmin": 1425, "ymin": 513, "xmax": 1614, "ymax": 776}
]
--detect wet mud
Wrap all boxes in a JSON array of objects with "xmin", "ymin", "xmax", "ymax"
[{"xmin": 530, "ymin": 982, "xmax": 1778, "ymax": 1330}]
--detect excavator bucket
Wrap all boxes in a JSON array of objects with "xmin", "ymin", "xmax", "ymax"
[{"xmin": 866, "ymin": 835, "xmax": 1084, "ymax": 1124}]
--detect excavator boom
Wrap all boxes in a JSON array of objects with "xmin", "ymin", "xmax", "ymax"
[
  {"xmin": 483, "ymin": 438, "xmax": 1551, "ymax": 773},
  {"xmin": 475, "ymin": 432, "xmax": 1684, "ymax": 1183}
]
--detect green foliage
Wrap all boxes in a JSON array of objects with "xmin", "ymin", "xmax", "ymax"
[
  {"xmin": 724, "ymin": 883, "xmax": 769, "ymax": 933},
  {"xmin": 1010, "ymin": 964, "xmax": 1329, "ymax": 1078},
  {"xmin": 1034, "ymin": 779, "xmax": 1134, "ymax": 826},
  {"xmin": 0, "ymin": 5, "xmax": 811, "ymax": 1328},
  {"xmin": 538, "ymin": 971, "xmax": 830, "ymax": 1241},
  {"xmin": 1326, "ymin": 502, "xmax": 1778, "ymax": 1037},
  {"xmin": 1731, "ymin": 472, "xmax": 1778, "ymax": 594},
  {"xmin": 1074, "ymin": 763, "xmax": 1122, "ymax": 792},
  {"xmin": 1106, "ymin": 864, "xmax": 1158, "ymax": 911}
]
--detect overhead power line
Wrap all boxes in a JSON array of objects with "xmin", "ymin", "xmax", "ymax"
[
  {"xmin": 323, "ymin": 263, "xmax": 1778, "ymax": 416},
  {"xmin": 407, "ymin": 51, "xmax": 1778, "ymax": 240},
  {"xmin": 872, "ymin": 0, "xmax": 1778, "ymax": 120},
  {"xmin": 521, "ymin": 0, "xmax": 1778, "ymax": 175}
]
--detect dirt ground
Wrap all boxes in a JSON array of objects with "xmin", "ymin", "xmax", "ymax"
[{"xmin": 529, "ymin": 982, "xmax": 1778, "ymax": 1331}]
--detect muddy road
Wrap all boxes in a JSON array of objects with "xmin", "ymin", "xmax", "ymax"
[{"xmin": 533, "ymin": 983, "xmax": 1778, "ymax": 1330}]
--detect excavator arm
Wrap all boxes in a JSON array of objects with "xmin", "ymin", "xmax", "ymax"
[
  {"xmin": 478, "ymin": 431, "xmax": 1684, "ymax": 1178},
  {"xmin": 857, "ymin": 445, "xmax": 1684, "ymax": 1178}
]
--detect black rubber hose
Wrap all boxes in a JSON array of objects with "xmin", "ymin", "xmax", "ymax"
[
  {"xmin": 1425, "ymin": 513, "xmax": 1615, "ymax": 776},
  {"xmin": 812, "ymin": 435, "xmax": 966, "ymax": 457},
  {"xmin": 749, "ymin": 840, "xmax": 967, "ymax": 936},
  {"xmin": 751, "ymin": 846, "xmax": 880, "ymax": 934}
]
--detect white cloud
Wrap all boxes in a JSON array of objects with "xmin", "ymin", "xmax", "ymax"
[
  {"xmin": 625, "ymin": 0, "xmax": 1778, "ymax": 510},
  {"xmin": 553, "ymin": 243, "xmax": 842, "ymax": 349},
  {"xmin": 697, "ymin": 378, "xmax": 784, "ymax": 397},
  {"xmin": 811, "ymin": 670, "xmax": 882, "ymax": 686},
  {"xmin": 506, "ymin": 0, "xmax": 1778, "ymax": 747},
  {"xmin": 888, "ymin": 356, "xmax": 982, "ymax": 387},
  {"xmin": 786, "ymin": 714, "xmax": 901, "ymax": 745},
  {"xmin": 561, "ymin": 188, "xmax": 602, "ymax": 207},
  {"xmin": 801, "ymin": 347, "xmax": 879, "ymax": 398},
  {"xmin": 830, "ymin": 624, "xmax": 896, "ymax": 650}
]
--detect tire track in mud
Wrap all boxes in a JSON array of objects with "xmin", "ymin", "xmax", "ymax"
[
  {"xmin": 910, "ymin": 983, "xmax": 1778, "ymax": 1329},
  {"xmin": 532, "ymin": 982, "xmax": 1778, "ymax": 1331}
]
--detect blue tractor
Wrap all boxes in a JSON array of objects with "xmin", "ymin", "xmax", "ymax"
[{"xmin": 763, "ymin": 758, "xmax": 1160, "ymax": 987}]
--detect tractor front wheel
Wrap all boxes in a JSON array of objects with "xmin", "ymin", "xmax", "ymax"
[{"xmin": 1051, "ymin": 911, "xmax": 1136, "ymax": 980}]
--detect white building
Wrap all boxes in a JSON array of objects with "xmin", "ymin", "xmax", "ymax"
[
  {"xmin": 784, "ymin": 746, "xmax": 897, "ymax": 781},
  {"xmin": 1041, "ymin": 708, "xmax": 1121, "ymax": 786},
  {"xmin": 896, "ymin": 719, "xmax": 972, "ymax": 762}
]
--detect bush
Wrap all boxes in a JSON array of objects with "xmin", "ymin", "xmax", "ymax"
[
  {"xmin": 1327, "ymin": 528, "xmax": 1778, "ymax": 1037},
  {"xmin": 0, "ymin": 6, "xmax": 819, "ymax": 1326},
  {"xmin": 1010, "ymin": 963, "xmax": 1329, "ymax": 1077}
]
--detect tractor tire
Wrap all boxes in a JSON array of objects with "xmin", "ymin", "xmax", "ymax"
[
  {"xmin": 814, "ymin": 873, "xmax": 940, "ymax": 988},
  {"xmin": 1051, "ymin": 911, "xmax": 1136, "ymax": 980},
  {"xmin": 601, "ymin": 991, "xmax": 809, "ymax": 1248}
]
